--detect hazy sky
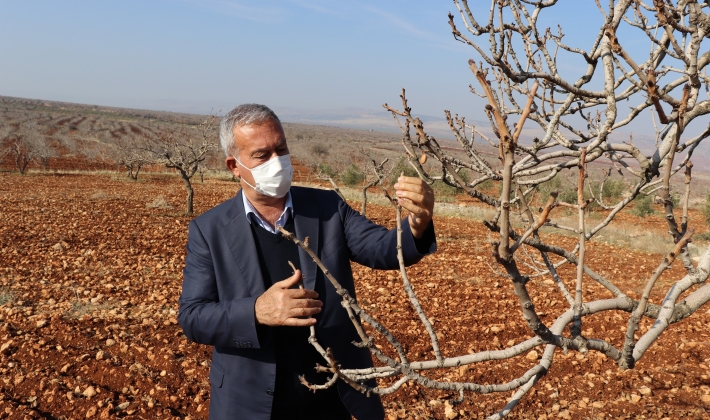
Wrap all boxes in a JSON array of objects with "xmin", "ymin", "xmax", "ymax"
[{"xmin": 0, "ymin": 1, "xmax": 613, "ymax": 119}]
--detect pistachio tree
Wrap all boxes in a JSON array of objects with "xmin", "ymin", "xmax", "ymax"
[{"xmin": 283, "ymin": 1, "xmax": 710, "ymax": 418}]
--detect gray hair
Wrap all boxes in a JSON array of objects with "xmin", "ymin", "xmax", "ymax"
[{"xmin": 219, "ymin": 103, "xmax": 281, "ymax": 157}]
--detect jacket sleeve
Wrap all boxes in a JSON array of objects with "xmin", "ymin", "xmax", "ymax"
[
  {"xmin": 337, "ymin": 192, "xmax": 436, "ymax": 269},
  {"xmin": 178, "ymin": 220, "xmax": 262, "ymax": 349}
]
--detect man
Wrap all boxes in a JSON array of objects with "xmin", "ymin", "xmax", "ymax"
[{"xmin": 178, "ymin": 104, "xmax": 436, "ymax": 420}]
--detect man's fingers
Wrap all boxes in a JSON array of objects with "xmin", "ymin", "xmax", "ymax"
[
  {"xmin": 292, "ymin": 297, "xmax": 323, "ymax": 308},
  {"xmin": 256, "ymin": 268, "xmax": 325, "ymax": 326},
  {"xmin": 397, "ymin": 192, "xmax": 431, "ymax": 217},
  {"xmin": 282, "ymin": 317, "xmax": 318, "ymax": 327},
  {"xmin": 289, "ymin": 306, "xmax": 322, "ymax": 318},
  {"xmin": 274, "ymin": 269, "xmax": 302, "ymax": 289},
  {"xmin": 395, "ymin": 175, "xmax": 424, "ymax": 187},
  {"xmin": 394, "ymin": 176, "xmax": 435, "ymax": 240},
  {"xmin": 394, "ymin": 177, "xmax": 434, "ymax": 206},
  {"xmin": 288, "ymin": 288, "xmax": 319, "ymax": 300},
  {"xmin": 398, "ymin": 199, "xmax": 424, "ymax": 217},
  {"xmin": 395, "ymin": 190, "xmax": 425, "ymax": 206},
  {"xmin": 394, "ymin": 184, "xmax": 424, "ymax": 198}
]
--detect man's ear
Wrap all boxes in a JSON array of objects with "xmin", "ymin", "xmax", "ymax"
[{"xmin": 225, "ymin": 156, "xmax": 240, "ymax": 178}]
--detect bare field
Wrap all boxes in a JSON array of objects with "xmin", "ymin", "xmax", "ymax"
[{"xmin": 1, "ymin": 173, "xmax": 710, "ymax": 419}]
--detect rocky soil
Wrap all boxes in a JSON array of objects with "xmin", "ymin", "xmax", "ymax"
[{"xmin": 1, "ymin": 172, "xmax": 709, "ymax": 419}]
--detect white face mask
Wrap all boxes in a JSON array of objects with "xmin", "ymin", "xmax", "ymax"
[{"xmin": 236, "ymin": 154, "xmax": 293, "ymax": 198}]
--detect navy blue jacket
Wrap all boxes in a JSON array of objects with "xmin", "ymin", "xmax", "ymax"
[{"xmin": 178, "ymin": 186, "xmax": 436, "ymax": 420}]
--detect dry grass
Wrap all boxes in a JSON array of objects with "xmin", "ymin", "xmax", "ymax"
[
  {"xmin": 65, "ymin": 301, "xmax": 118, "ymax": 319},
  {"xmin": 146, "ymin": 195, "xmax": 173, "ymax": 209},
  {"xmin": 89, "ymin": 190, "xmax": 110, "ymax": 200}
]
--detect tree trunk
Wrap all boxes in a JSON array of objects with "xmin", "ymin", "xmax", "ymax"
[
  {"xmin": 16, "ymin": 155, "xmax": 29, "ymax": 175},
  {"xmin": 361, "ymin": 187, "xmax": 368, "ymax": 217},
  {"xmin": 361, "ymin": 180, "xmax": 379, "ymax": 217},
  {"xmin": 132, "ymin": 164, "xmax": 142, "ymax": 181},
  {"xmin": 180, "ymin": 171, "xmax": 194, "ymax": 214}
]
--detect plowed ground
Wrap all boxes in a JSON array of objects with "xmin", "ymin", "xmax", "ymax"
[{"xmin": 1, "ymin": 173, "xmax": 709, "ymax": 419}]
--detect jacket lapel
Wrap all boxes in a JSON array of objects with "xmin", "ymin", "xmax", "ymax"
[
  {"xmin": 222, "ymin": 190, "xmax": 266, "ymax": 298},
  {"xmin": 291, "ymin": 187, "xmax": 320, "ymax": 291}
]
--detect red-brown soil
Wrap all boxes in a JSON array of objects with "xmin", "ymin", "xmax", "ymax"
[{"xmin": 1, "ymin": 172, "xmax": 709, "ymax": 419}]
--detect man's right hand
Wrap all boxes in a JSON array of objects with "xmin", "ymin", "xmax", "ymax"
[{"xmin": 254, "ymin": 269, "xmax": 322, "ymax": 326}]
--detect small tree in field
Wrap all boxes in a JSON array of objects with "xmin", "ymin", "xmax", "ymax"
[
  {"xmin": 4, "ymin": 122, "xmax": 41, "ymax": 175},
  {"xmin": 278, "ymin": 1, "xmax": 710, "ymax": 418},
  {"xmin": 196, "ymin": 147, "xmax": 225, "ymax": 183},
  {"xmin": 108, "ymin": 134, "xmax": 152, "ymax": 180},
  {"xmin": 310, "ymin": 143, "xmax": 329, "ymax": 159},
  {"xmin": 142, "ymin": 116, "xmax": 217, "ymax": 214},
  {"xmin": 29, "ymin": 132, "xmax": 57, "ymax": 170},
  {"xmin": 340, "ymin": 164, "xmax": 365, "ymax": 186}
]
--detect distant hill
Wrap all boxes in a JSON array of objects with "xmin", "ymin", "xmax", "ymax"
[
  {"xmin": 2, "ymin": 95, "xmax": 708, "ymax": 196},
  {"xmin": 272, "ymin": 104, "xmax": 710, "ymax": 171},
  {"xmin": 0, "ymin": 94, "xmax": 498, "ymax": 174}
]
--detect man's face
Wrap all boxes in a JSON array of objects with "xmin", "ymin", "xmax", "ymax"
[{"xmin": 225, "ymin": 118, "xmax": 290, "ymax": 196}]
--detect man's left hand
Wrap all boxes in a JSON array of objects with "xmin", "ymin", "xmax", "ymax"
[{"xmin": 394, "ymin": 176, "xmax": 435, "ymax": 239}]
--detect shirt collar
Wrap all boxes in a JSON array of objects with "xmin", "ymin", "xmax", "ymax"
[{"xmin": 242, "ymin": 190, "xmax": 293, "ymax": 234}]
